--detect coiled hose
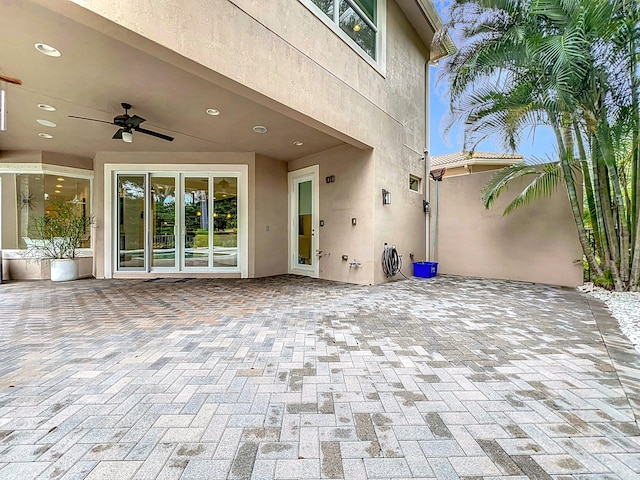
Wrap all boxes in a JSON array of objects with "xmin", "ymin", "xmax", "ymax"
[{"xmin": 382, "ymin": 244, "xmax": 403, "ymax": 278}]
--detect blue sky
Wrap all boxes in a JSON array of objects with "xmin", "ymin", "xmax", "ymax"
[{"xmin": 429, "ymin": 1, "xmax": 556, "ymax": 161}]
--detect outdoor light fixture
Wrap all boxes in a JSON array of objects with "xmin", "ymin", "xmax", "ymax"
[
  {"xmin": 382, "ymin": 189, "xmax": 391, "ymax": 205},
  {"xmin": 122, "ymin": 130, "xmax": 133, "ymax": 143}
]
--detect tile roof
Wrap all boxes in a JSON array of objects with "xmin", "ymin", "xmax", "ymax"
[{"xmin": 431, "ymin": 151, "xmax": 523, "ymax": 168}]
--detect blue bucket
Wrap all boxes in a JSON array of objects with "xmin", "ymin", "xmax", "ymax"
[{"xmin": 413, "ymin": 261, "xmax": 438, "ymax": 278}]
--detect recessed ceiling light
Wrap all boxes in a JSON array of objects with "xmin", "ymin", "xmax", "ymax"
[
  {"xmin": 37, "ymin": 119, "xmax": 57, "ymax": 127},
  {"xmin": 55, "ymin": 184, "xmax": 63, "ymax": 188},
  {"xmin": 253, "ymin": 125, "xmax": 268, "ymax": 134},
  {"xmin": 206, "ymin": 108, "xmax": 220, "ymax": 116},
  {"xmin": 38, "ymin": 133, "xmax": 53, "ymax": 138},
  {"xmin": 294, "ymin": 141, "xmax": 304, "ymax": 146},
  {"xmin": 57, "ymin": 177, "xmax": 64, "ymax": 181},
  {"xmin": 54, "ymin": 190, "xmax": 61, "ymax": 194},
  {"xmin": 38, "ymin": 104, "xmax": 56, "ymax": 112},
  {"xmin": 34, "ymin": 43, "xmax": 61, "ymax": 57}
]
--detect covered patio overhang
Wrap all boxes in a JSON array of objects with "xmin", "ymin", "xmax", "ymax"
[{"xmin": 0, "ymin": 0, "xmax": 371, "ymax": 164}]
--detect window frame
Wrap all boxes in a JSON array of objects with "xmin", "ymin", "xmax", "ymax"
[
  {"xmin": 409, "ymin": 174, "xmax": 422, "ymax": 193},
  {"xmin": 104, "ymin": 163, "xmax": 248, "ymax": 279},
  {"xmin": 0, "ymin": 163, "xmax": 94, "ymax": 253},
  {"xmin": 299, "ymin": 0, "xmax": 386, "ymax": 75}
]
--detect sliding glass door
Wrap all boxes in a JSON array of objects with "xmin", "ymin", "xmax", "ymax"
[
  {"xmin": 213, "ymin": 177, "xmax": 238, "ymax": 268},
  {"xmin": 117, "ymin": 174, "xmax": 146, "ymax": 270},
  {"xmin": 183, "ymin": 176, "xmax": 210, "ymax": 270},
  {"xmin": 151, "ymin": 175, "xmax": 177, "ymax": 270},
  {"xmin": 114, "ymin": 171, "xmax": 241, "ymax": 275}
]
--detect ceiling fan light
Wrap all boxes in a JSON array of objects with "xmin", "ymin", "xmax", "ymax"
[
  {"xmin": 34, "ymin": 43, "xmax": 61, "ymax": 57},
  {"xmin": 122, "ymin": 131, "xmax": 133, "ymax": 143}
]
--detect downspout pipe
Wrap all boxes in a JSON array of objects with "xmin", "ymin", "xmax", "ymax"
[{"xmin": 424, "ymin": 60, "xmax": 432, "ymax": 261}]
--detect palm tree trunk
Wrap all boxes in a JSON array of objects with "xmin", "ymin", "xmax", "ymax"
[
  {"xmin": 628, "ymin": 2, "xmax": 640, "ymax": 290},
  {"xmin": 594, "ymin": 147, "xmax": 624, "ymax": 289},
  {"xmin": 596, "ymin": 120, "xmax": 631, "ymax": 288},
  {"xmin": 574, "ymin": 122, "xmax": 604, "ymax": 261},
  {"xmin": 553, "ymin": 122, "xmax": 602, "ymax": 277}
]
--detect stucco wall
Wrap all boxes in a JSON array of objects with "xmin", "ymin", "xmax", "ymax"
[
  {"xmin": 49, "ymin": 0, "xmax": 434, "ymax": 285},
  {"xmin": 254, "ymin": 155, "xmax": 288, "ymax": 277},
  {"xmin": 64, "ymin": 0, "xmax": 429, "ymax": 149},
  {"xmin": 429, "ymin": 171, "xmax": 583, "ymax": 287},
  {"xmin": 372, "ymin": 1, "xmax": 430, "ymax": 283},
  {"xmin": 290, "ymin": 145, "xmax": 375, "ymax": 285}
]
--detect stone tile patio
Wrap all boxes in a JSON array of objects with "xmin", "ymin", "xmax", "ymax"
[{"xmin": 0, "ymin": 275, "xmax": 639, "ymax": 479}]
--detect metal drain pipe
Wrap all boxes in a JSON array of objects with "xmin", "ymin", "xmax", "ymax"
[{"xmin": 424, "ymin": 61, "xmax": 432, "ymax": 261}]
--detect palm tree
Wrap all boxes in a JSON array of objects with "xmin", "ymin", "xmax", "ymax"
[{"xmin": 439, "ymin": 0, "xmax": 640, "ymax": 291}]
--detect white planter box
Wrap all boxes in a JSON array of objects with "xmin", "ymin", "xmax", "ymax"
[{"xmin": 51, "ymin": 259, "xmax": 79, "ymax": 282}]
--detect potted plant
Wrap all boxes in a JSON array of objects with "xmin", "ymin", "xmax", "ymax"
[{"xmin": 23, "ymin": 201, "xmax": 94, "ymax": 281}]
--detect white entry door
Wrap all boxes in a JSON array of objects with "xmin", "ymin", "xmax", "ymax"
[{"xmin": 289, "ymin": 165, "xmax": 319, "ymax": 277}]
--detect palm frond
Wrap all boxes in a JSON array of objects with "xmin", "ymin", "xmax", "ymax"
[
  {"xmin": 502, "ymin": 162, "xmax": 565, "ymax": 214},
  {"xmin": 481, "ymin": 163, "xmax": 542, "ymax": 209}
]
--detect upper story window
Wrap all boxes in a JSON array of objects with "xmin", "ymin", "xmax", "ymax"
[{"xmin": 307, "ymin": 0, "xmax": 379, "ymax": 60}]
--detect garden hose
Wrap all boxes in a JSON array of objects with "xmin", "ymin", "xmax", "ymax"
[{"xmin": 382, "ymin": 244, "xmax": 404, "ymax": 278}]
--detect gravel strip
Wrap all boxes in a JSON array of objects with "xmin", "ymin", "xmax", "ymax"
[{"xmin": 579, "ymin": 283, "xmax": 640, "ymax": 353}]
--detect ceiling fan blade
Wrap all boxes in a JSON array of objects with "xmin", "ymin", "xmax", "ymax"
[
  {"xmin": 126, "ymin": 115, "xmax": 146, "ymax": 128},
  {"xmin": 112, "ymin": 128, "xmax": 124, "ymax": 140},
  {"xmin": 135, "ymin": 127, "xmax": 174, "ymax": 142},
  {"xmin": 69, "ymin": 115, "xmax": 114, "ymax": 125}
]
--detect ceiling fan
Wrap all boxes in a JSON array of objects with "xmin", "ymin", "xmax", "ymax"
[{"xmin": 69, "ymin": 102, "xmax": 174, "ymax": 142}]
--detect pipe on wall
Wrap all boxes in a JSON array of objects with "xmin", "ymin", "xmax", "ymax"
[{"xmin": 424, "ymin": 61, "xmax": 431, "ymax": 261}]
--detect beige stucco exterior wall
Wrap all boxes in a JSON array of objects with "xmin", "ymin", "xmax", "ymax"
[
  {"xmin": 429, "ymin": 171, "xmax": 583, "ymax": 287},
  {"xmin": 42, "ymin": 152, "xmax": 93, "ymax": 170},
  {"xmin": 372, "ymin": 1, "xmax": 430, "ymax": 283},
  {"xmin": 45, "ymin": 0, "xmax": 434, "ymax": 285},
  {"xmin": 64, "ymin": 0, "xmax": 423, "ymax": 149},
  {"xmin": 290, "ymin": 145, "xmax": 375, "ymax": 285},
  {"xmin": 254, "ymin": 155, "xmax": 288, "ymax": 277}
]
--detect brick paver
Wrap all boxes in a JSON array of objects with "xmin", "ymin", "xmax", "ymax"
[{"xmin": 1, "ymin": 275, "xmax": 639, "ymax": 479}]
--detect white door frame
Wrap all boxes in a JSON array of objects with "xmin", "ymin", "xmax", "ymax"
[
  {"xmin": 104, "ymin": 163, "xmax": 248, "ymax": 278},
  {"xmin": 288, "ymin": 165, "xmax": 319, "ymax": 277}
]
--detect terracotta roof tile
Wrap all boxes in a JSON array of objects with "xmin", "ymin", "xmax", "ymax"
[{"xmin": 430, "ymin": 151, "xmax": 523, "ymax": 168}]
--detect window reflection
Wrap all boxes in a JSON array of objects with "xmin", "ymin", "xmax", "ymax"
[
  {"xmin": 308, "ymin": 0, "xmax": 377, "ymax": 60},
  {"xmin": 15, "ymin": 173, "xmax": 91, "ymax": 249},
  {"xmin": 339, "ymin": 1, "xmax": 376, "ymax": 58},
  {"xmin": 213, "ymin": 177, "xmax": 238, "ymax": 267}
]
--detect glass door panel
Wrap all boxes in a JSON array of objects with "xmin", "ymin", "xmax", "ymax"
[
  {"xmin": 151, "ymin": 175, "xmax": 177, "ymax": 269},
  {"xmin": 183, "ymin": 176, "xmax": 210, "ymax": 269},
  {"xmin": 297, "ymin": 180, "xmax": 313, "ymax": 266},
  {"xmin": 213, "ymin": 177, "xmax": 238, "ymax": 268},
  {"xmin": 117, "ymin": 174, "xmax": 146, "ymax": 270}
]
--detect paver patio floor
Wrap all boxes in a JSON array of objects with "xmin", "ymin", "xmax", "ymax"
[{"xmin": 1, "ymin": 275, "xmax": 639, "ymax": 479}]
